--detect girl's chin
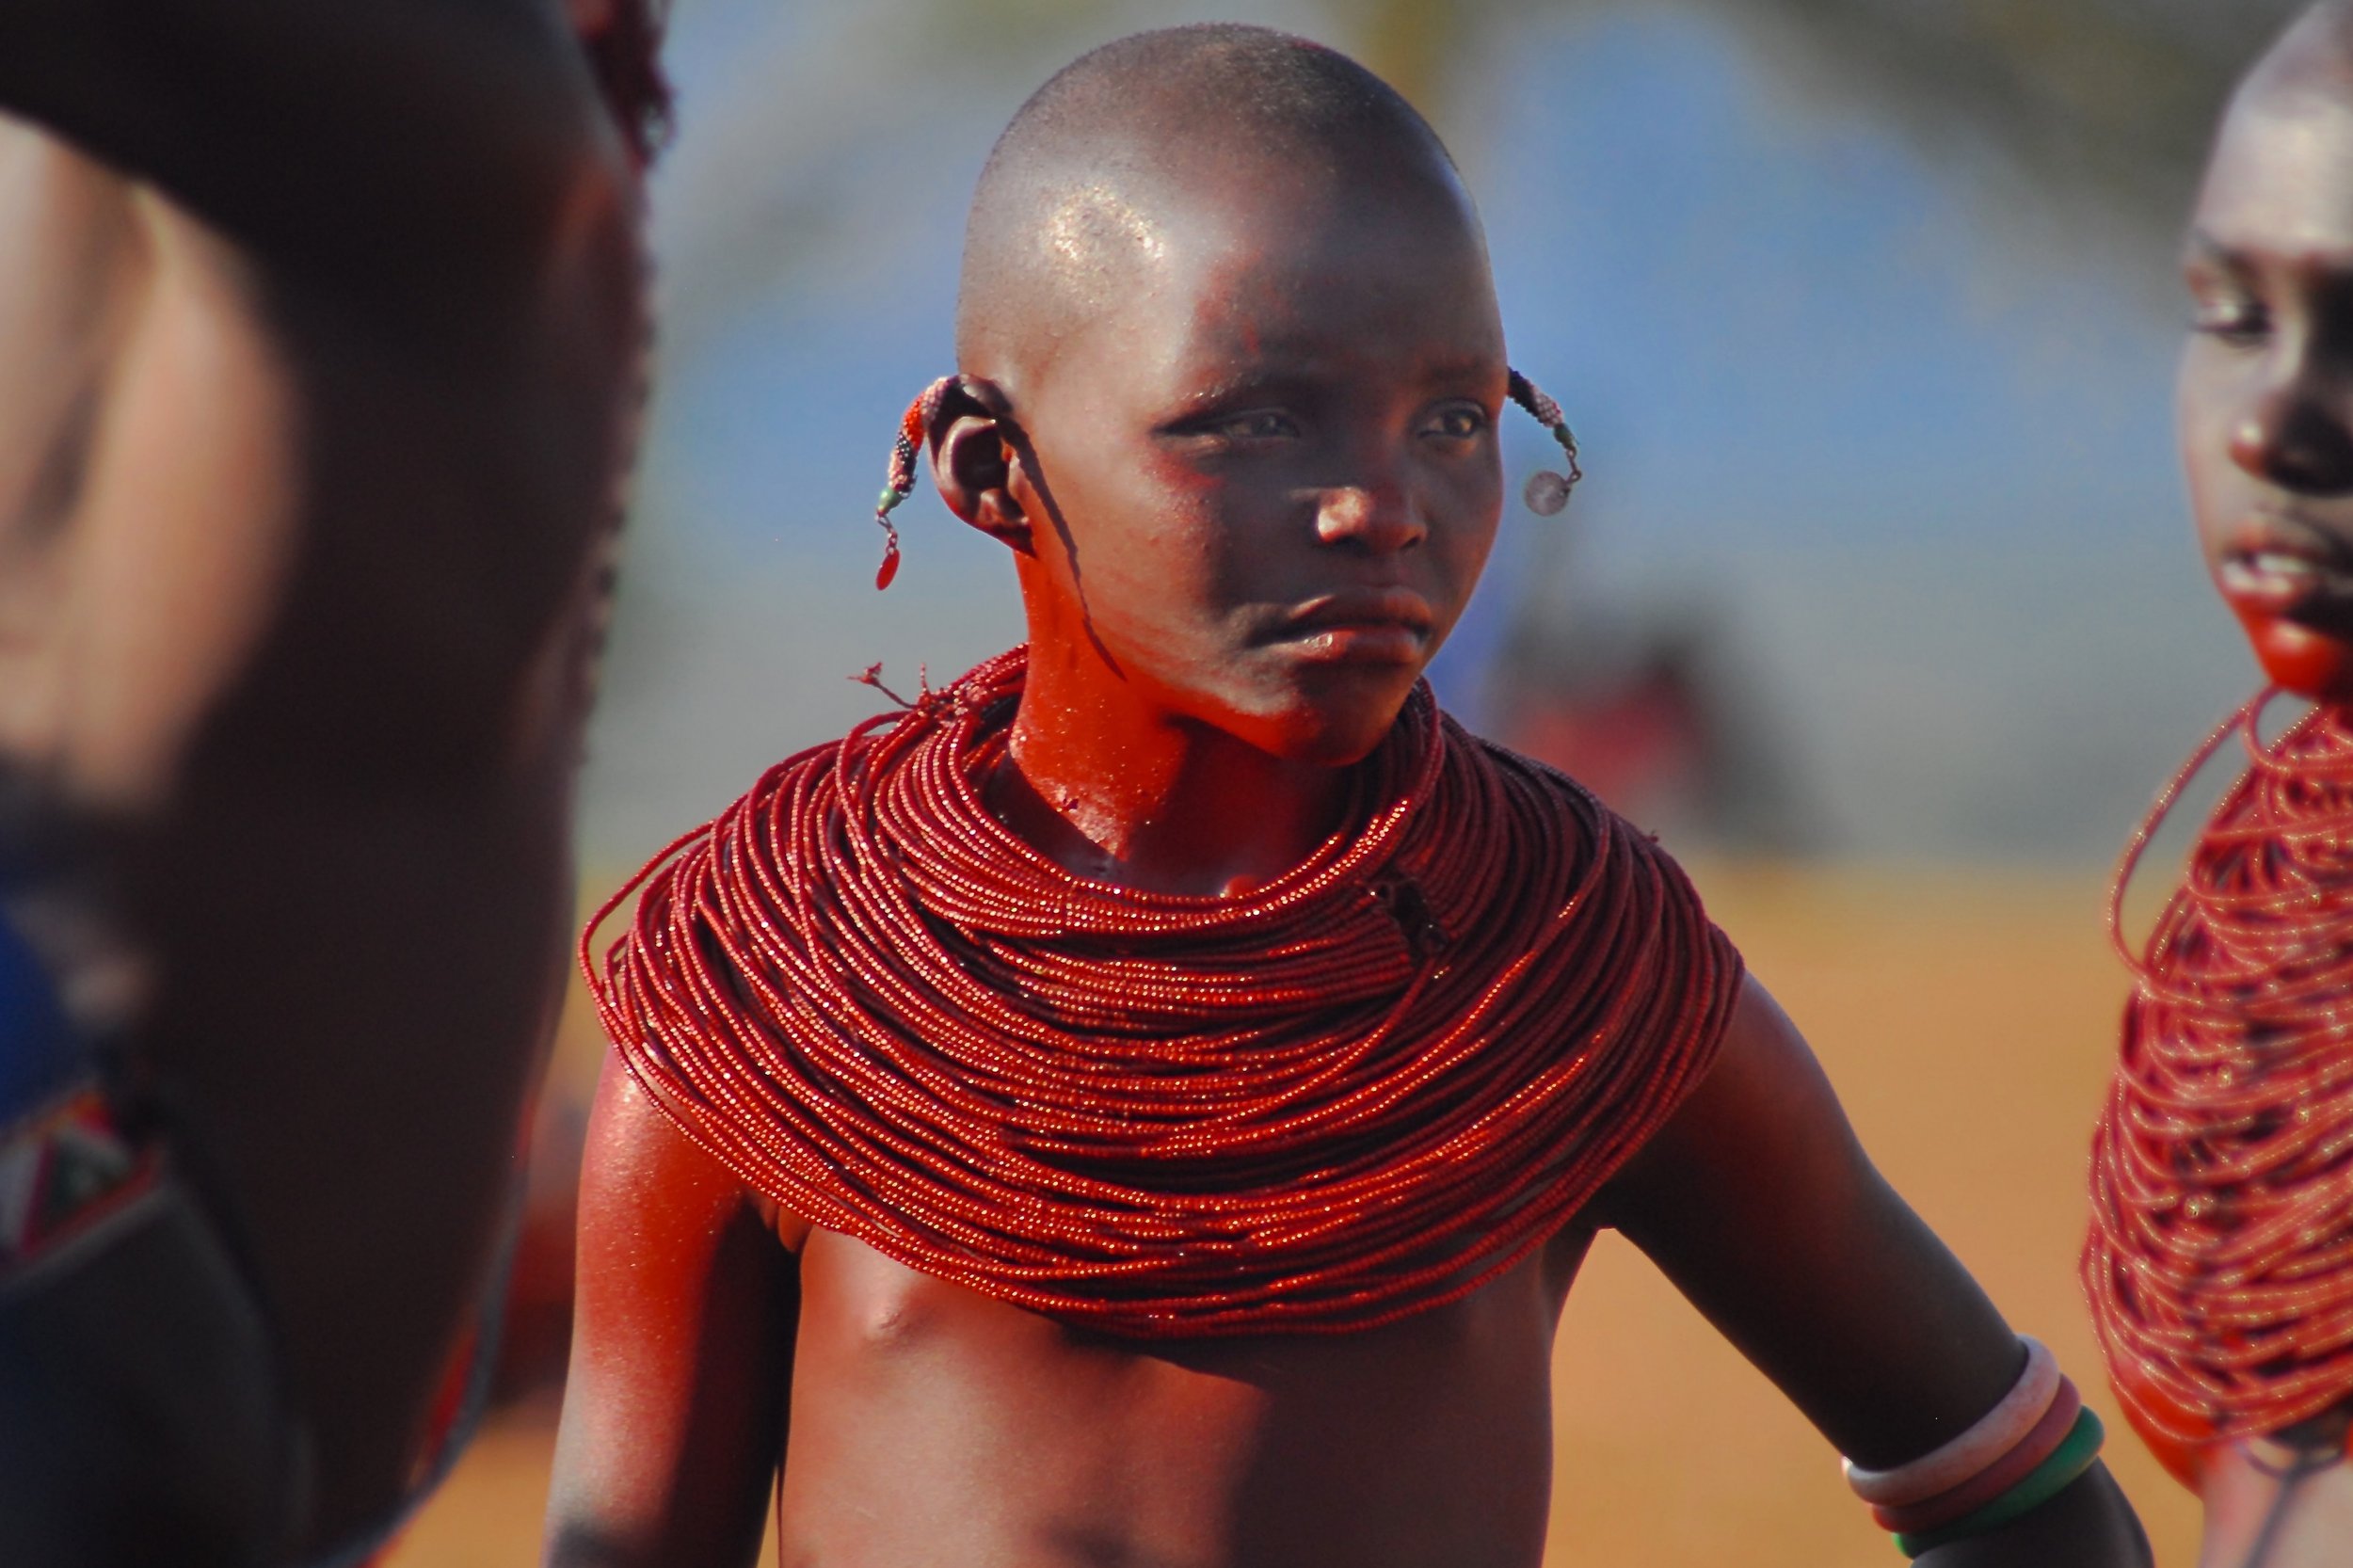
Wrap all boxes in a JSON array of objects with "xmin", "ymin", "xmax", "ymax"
[
  {"xmin": 1234, "ymin": 692, "xmax": 1418, "ymax": 769},
  {"xmin": 2237, "ymin": 608, "xmax": 2353, "ymax": 704}
]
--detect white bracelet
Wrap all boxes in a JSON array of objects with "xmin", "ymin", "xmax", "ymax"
[{"xmin": 1842, "ymin": 1336, "xmax": 2061, "ymax": 1507}]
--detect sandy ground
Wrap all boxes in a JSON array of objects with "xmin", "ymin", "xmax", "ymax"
[{"xmin": 388, "ymin": 863, "xmax": 2202, "ymax": 1567}]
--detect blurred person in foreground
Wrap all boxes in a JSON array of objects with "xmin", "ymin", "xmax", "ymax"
[
  {"xmin": 0, "ymin": 0, "xmax": 665, "ymax": 1561},
  {"xmin": 2085, "ymin": 6, "xmax": 2353, "ymax": 1565},
  {"xmin": 556, "ymin": 25, "xmax": 2149, "ymax": 1568}
]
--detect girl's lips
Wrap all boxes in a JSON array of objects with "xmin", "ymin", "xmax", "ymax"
[
  {"xmin": 1281, "ymin": 586, "xmax": 1436, "ymax": 634},
  {"xmin": 1284, "ymin": 623, "xmax": 1426, "ymax": 663},
  {"xmin": 1269, "ymin": 587, "xmax": 1435, "ymax": 663},
  {"xmin": 2217, "ymin": 517, "xmax": 2353, "ymax": 615},
  {"xmin": 2218, "ymin": 551, "xmax": 2333, "ymax": 613}
]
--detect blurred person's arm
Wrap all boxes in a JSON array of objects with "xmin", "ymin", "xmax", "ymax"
[
  {"xmin": 0, "ymin": 0, "xmax": 645, "ymax": 1554},
  {"xmin": 0, "ymin": 0, "xmax": 620, "ymax": 336},
  {"xmin": 546, "ymin": 1054, "xmax": 796, "ymax": 1568},
  {"xmin": 1598, "ymin": 978, "xmax": 2153, "ymax": 1566},
  {"xmin": 0, "ymin": 0, "xmax": 637, "ymax": 784}
]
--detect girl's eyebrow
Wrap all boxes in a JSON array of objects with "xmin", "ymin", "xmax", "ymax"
[
  {"xmin": 1416, "ymin": 353, "xmax": 1503, "ymax": 391},
  {"xmin": 2184, "ymin": 229, "xmax": 2252, "ymax": 278},
  {"xmin": 1175, "ymin": 352, "xmax": 1500, "ymax": 411},
  {"xmin": 1171, "ymin": 366, "xmax": 1318, "ymax": 412},
  {"xmin": 2174, "ymin": 227, "xmax": 2231, "ymax": 266}
]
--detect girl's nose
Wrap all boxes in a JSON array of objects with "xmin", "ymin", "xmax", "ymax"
[
  {"xmin": 2230, "ymin": 371, "xmax": 2353, "ymax": 495},
  {"xmin": 1314, "ymin": 477, "xmax": 1427, "ymax": 554}
]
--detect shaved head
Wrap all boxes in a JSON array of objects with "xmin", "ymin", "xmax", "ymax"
[
  {"xmin": 2243, "ymin": 1, "xmax": 2353, "ymax": 106},
  {"xmin": 2199, "ymin": 0, "xmax": 2353, "ymax": 256},
  {"xmin": 955, "ymin": 25, "xmax": 1478, "ymax": 390}
]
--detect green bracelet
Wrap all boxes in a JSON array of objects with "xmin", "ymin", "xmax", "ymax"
[{"xmin": 1893, "ymin": 1408, "xmax": 2105, "ymax": 1559}]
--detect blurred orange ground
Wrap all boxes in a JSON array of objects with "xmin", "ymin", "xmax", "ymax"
[{"xmin": 389, "ymin": 863, "xmax": 2202, "ymax": 1568}]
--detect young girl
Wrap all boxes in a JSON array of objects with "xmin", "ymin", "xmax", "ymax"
[{"xmin": 558, "ymin": 25, "xmax": 2148, "ymax": 1567}]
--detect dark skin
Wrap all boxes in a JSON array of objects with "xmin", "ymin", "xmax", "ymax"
[
  {"xmin": 2136, "ymin": 6, "xmax": 2353, "ymax": 1563},
  {"xmin": 548, "ymin": 110, "xmax": 2149, "ymax": 1568},
  {"xmin": 0, "ymin": 0, "xmax": 638, "ymax": 1553}
]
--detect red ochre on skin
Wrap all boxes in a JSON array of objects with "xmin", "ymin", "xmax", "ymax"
[
  {"xmin": 2229, "ymin": 602, "xmax": 2353, "ymax": 707},
  {"xmin": 2086, "ymin": 691, "xmax": 2353, "ymax": 1484},
  {"xmin": 581, "ymin": 648, "xmax": 1741, "ymax": 1336}
]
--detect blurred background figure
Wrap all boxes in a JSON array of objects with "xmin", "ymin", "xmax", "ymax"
[
  {"xmin": 2083, "ymin": 7, "xmax": 2353, "ymax": 1564},
  {"xmin": 0, "ymin": 1, "xmax": 663, "ymax": 1561},
  {"xmin": 262, "ymin": 1, "xmax": 2303, "ymax": 1564}
]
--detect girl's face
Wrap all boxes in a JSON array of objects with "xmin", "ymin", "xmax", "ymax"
[
  {"xmin": 1000, "ymin": 161, "xmax": 1508, "ymax": 767},
  {"xmin": 2181, "ymin": 61, "xmax": 2353, "ymax": 699}
]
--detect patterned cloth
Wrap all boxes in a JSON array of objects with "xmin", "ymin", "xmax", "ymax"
[
  {"xmin": 0, "ymin": 1086, "xmax": 161, "ymax": 1280},
  {"xmin": 0, "ymin": 914, "xmax": 158, "ymax": 1284}
]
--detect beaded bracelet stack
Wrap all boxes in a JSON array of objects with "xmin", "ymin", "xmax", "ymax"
[{"xmin": 1842, "ymin": 1338, "xmax": 2105, "ymax": 1559}]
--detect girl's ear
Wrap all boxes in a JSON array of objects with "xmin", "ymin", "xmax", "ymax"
[{"xmin": 931, "ymin": 381, "xmax": 1033, "ymax": 554}]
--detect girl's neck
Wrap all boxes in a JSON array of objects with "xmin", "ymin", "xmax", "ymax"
[{"xmin": 991, "ymin": 664, "xmax": 1350, "ymax": 899}]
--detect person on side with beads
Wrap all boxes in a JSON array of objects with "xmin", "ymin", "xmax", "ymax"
[
  {"xmin": 554, "ymin": 25, "xmax": 2149, "ymax": 1568},
  {"xmin": 2085, "ymin": 6, "xmax": 2353, "ymax": 1564},
  {"xmin": 0, "ymin": 1, "xmax": 665, "ymax": 1562}
]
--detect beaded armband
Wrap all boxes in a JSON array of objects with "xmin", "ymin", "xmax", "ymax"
[{"xmin": 1842, "ymin": 1337, "xmax": 2105, "ymax": 1559}]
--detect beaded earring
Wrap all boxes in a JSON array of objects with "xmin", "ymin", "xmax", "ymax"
[
  {"xmin": 1506, "ymin": 369, "xmax": 1583, "ymax": 516},
  {"xmin": 872, "ymin": 376, "xmax": 958, "ymax": 590},
  {"xmin": 869, "ymin": 369, "xmax": 1582, "ymax": 588}
]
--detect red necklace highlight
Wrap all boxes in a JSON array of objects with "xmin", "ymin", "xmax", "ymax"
[
  {"xmin": 583, "ymin": 648, "xmax": 1741, "ymax": 1336},
  {"xmin": 2087, "ymin": 690, "xmax": 2353, "ymax": 1449}
]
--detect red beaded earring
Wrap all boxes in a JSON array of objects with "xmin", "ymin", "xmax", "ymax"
[
  {"xmin": 872, "ymin": 376, "xmax": 957, "ymax": 590},
  {"xmin": 868, "ymin": 369, "xmax": 1581, "ymax": 588}
]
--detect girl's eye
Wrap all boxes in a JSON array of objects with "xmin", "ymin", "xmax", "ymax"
[
  {"xmin": 1425, "ymin": 405, "xmax": 1489, "ymax": 440},
  {"xmin": 2192, "ymin": 295, "xmax": 2271, "ymax": 347},
  {"xmin": 1210, "ymin": 410, "xmax": 1300, "ymax": 440}
]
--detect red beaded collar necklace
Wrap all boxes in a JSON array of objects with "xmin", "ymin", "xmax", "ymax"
[
  {"xmin": 583, "ymin": 648, "xmax": 1741, "ymax": 1336},
  {"xmin": 2088, "ymin": 691, "xmax": 2353, "ymax": 1452}
]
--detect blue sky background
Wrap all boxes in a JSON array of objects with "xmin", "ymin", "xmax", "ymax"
[{"xmin": 581, "ymin": 0, "xmax": 2255, "ymax": 869}]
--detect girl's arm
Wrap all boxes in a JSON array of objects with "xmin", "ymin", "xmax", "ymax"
[
  {"xmin": 546, "ymin": 1053, "xmax": 797, "ymax": 1568},
  {"xmin": 1598, "ymin": 977, "xmax": 2152, "ymax": 1566}
]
